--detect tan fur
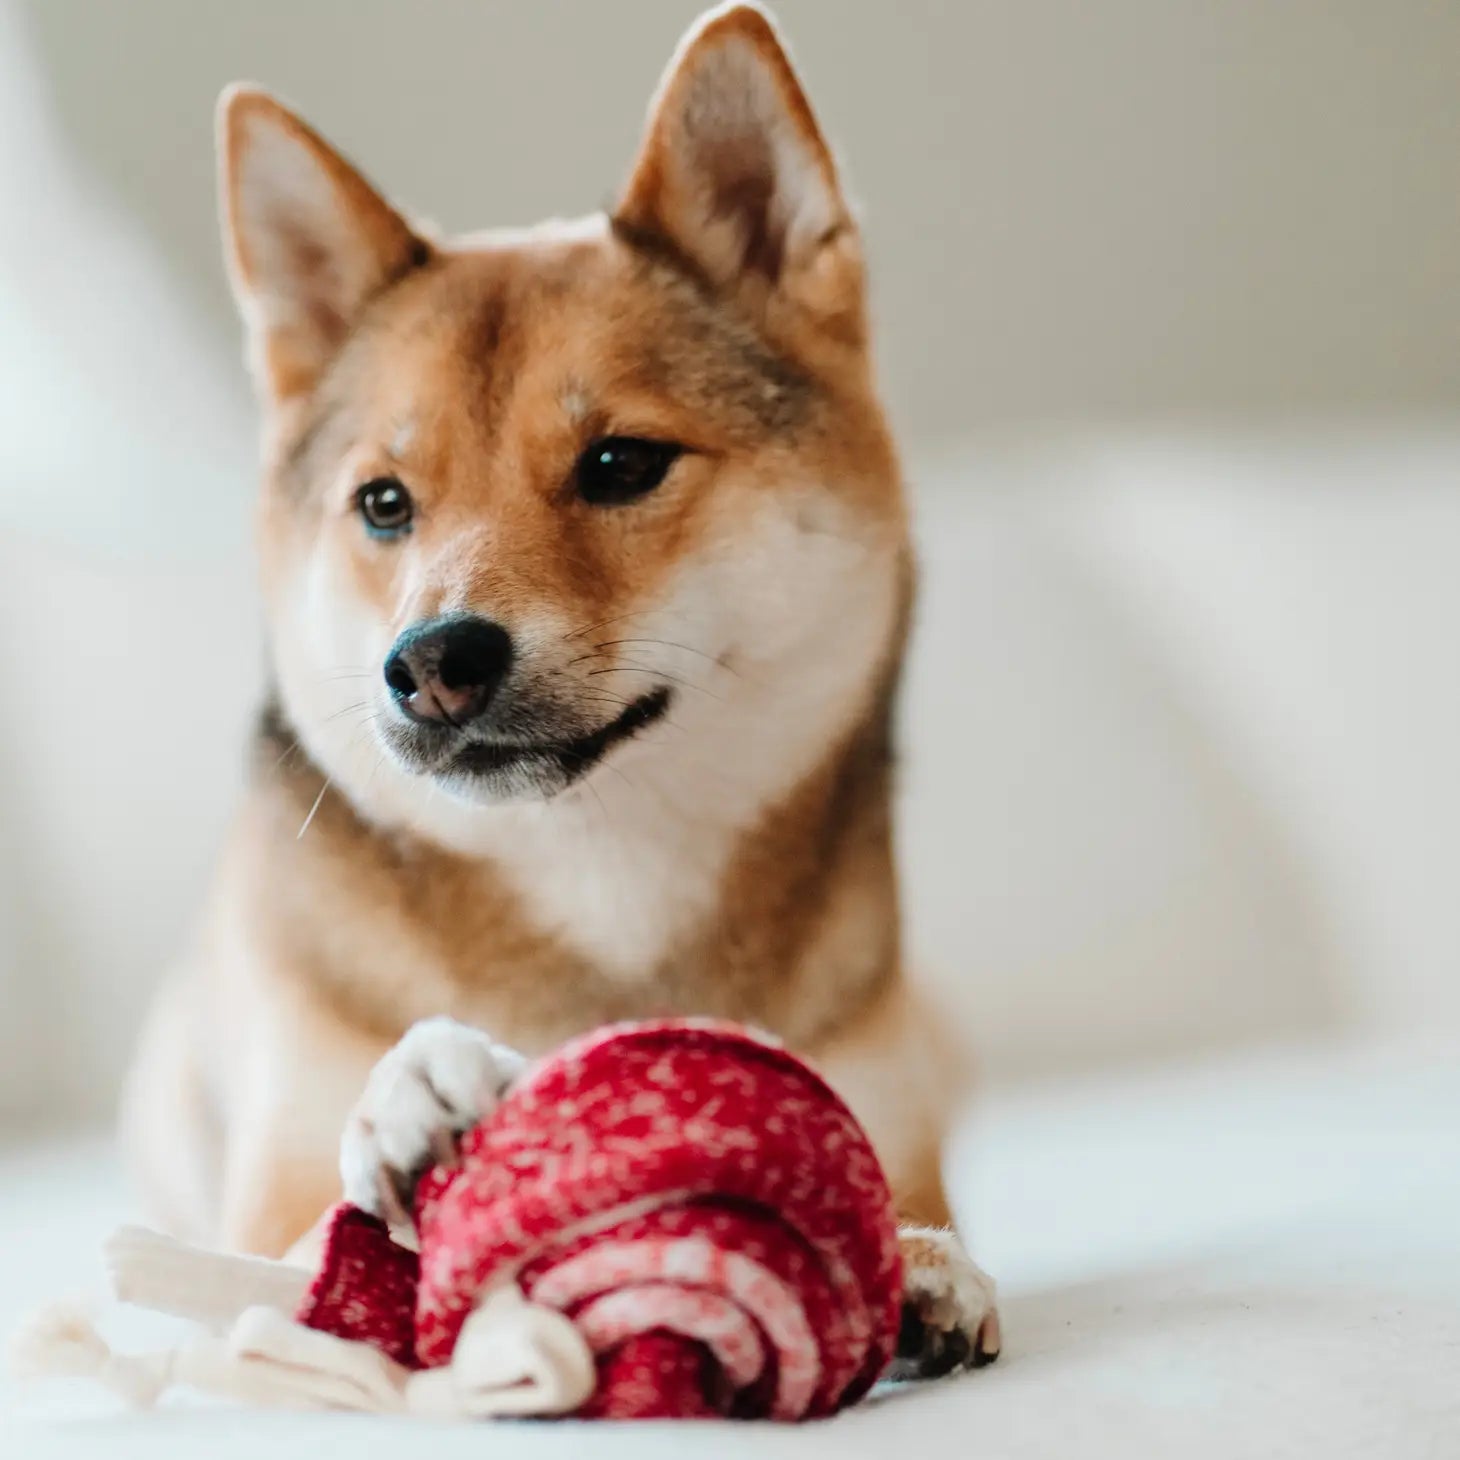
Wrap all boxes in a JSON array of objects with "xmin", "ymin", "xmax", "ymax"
[{"xmin": 124, "ymin": 6, "xmax": 990, "ymax": 1354}]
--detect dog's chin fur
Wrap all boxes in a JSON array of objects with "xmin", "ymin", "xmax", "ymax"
[
  {"xmin": 378, "ymin": 686, "xmax": 676, "ymax": 806},
  {"xmin": 393, "ymin": 744, "xmax": 582, "ymax": 808}
]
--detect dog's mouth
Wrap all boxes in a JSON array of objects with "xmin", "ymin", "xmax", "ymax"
[{"xmin": 441, "ymin": 687, "xmax": 672, "ymax": 787}]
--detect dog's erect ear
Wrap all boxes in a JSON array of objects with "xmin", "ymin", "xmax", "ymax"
[
  {"xmin": 615, "ymin": 4, "xmax": 864, "ymax": 340},
  {"xmin": 217, "ymin": 86, "xmax": 426, "ymax": 406}
]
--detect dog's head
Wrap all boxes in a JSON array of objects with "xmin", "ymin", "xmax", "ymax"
[{"xmin": 221, "ymin": 5, "xmax": 909, "ymax": 822}]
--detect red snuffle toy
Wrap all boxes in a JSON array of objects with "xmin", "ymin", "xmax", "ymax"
[{"xmin": 14, "ymin": 1020, "xmax": 904, "ymax": 1421}]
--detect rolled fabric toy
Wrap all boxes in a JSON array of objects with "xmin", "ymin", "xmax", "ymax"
[{"xmin": 300, "ymin": 1019, "xmax": 904, "ymax": 1419}]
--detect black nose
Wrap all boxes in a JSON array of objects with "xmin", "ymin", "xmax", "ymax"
[{"xmin": 383, "ymin": 615, "xmax": 514, "ymax": 727}]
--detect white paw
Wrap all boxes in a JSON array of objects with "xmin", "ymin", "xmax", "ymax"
[
  {"xmin": 891, "ymin": 1228, "xmax": 1001, "ymax": 1380},
  {"xmin": 339, "ymin": 1018, "xmax": 528, "ymax": 1224}
]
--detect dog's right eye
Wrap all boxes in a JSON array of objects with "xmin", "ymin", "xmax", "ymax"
[
  {"xmin": 575, "ymin": 437, "xmax": 683, "ymax": 506},
  {"xmin": 356, "ymin": 477, "xmax": 415, "ymax": 537}
]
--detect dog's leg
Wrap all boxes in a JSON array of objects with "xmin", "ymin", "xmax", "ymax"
[
  {"xmin": 809, "ymin": 979, "xmax": 1002, "ymax": 1380},
  {"xmin": 215, "ymin": 985, "xmax": 395, "ymax": 1258},
  {"xmin": 218, "ymin": 1122, "xmax": 347, "ymax": 1259},
  {"xmin": 119, "ymin": 973, "xmax": 222, "ymax": 1244},
  {"xmin": 337, "ymin": 1017, "xmax": 528, "ymax": 1226},
  {"xmin": 892, "ymin": 1160, "xmax": 1001, "ymax": 1379}
]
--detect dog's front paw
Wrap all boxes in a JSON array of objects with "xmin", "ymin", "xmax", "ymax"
[
  {"xmin": 339, "ymin": 1018, "xmax": 528, "ymax": 1226},
  {"xmin": 890, "ymin": 1228, "xmax": 1001, "ymax": 1380}
]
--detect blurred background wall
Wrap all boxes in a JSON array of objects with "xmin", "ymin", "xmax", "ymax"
[
  {"xmin": 16, "ymin": 0, "xmax": 1460, "ymax": 445},
  {"xmin": 1, "ymin": 0, "xmax": 1456, "ymax": 1123}
]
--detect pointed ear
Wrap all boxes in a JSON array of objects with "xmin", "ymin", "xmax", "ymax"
[
  {"xmin": 217, "ymin": 85, "xmax": 427, "ymax": 406},
  {"xmin": 614, "ymin": 4, "xmax": 864, "ymax": 339}
]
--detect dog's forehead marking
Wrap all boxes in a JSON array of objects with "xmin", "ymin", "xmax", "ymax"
[
  {"xmin": 560, "ymin": 381, "xmax": 592, "ymax": 426},
  {"xmin": 387, "ymin": 419, "xmax": 417, "ymax": 462}
]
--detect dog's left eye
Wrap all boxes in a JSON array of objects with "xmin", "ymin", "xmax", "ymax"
[
  {"xmin": 356, "ymin": 477, "xmax": 415, "ymax": 537},
  {"xmin": 576, "ymin": 437, "xmax": 682, "ymax": 506}
]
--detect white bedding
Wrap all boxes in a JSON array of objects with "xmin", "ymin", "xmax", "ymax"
[{"xmin": 4, "ymin": 1038, "xmax": 1457, "ymax": 1459}]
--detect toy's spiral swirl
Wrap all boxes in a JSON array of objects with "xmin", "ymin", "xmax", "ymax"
[{"xmin": 302, "ymin": 1020, "xmax": 904, "ymax": 1420}]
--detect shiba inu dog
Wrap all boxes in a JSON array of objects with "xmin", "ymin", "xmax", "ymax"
[{"xmin": 123, "ymin": 2, "xmax": 999, "ymax": 1377}]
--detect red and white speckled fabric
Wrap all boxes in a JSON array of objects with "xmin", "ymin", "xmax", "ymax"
[{"xmin": 298, "ymin": 1020, "xmax": 902, "ymax": 1420}]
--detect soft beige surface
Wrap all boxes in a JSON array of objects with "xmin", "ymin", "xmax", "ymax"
[{"xmin": 5, "ymin": 1038, "xmax": 1457, "ymax": 1458}]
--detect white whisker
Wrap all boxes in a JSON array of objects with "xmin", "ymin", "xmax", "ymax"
[{"xmin": 296, "ymin": 779, "xmax": 332, "ymax": 840}]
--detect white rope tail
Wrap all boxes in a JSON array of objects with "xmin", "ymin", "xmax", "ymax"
[
  {"xmin": 405, "ymin": 1284, "xmax": 595, "ymax": 1419},
  {"xmin": 9, "ymin": 1299, "xmax": 413, "ymax": 1413},
  {"xmin": 10, "ymin": 1301, "xmax": 171, "ymax": 1408},
  {"xmin": 10, "ymin": 1226, "xmax": 596, "ymax": 1418},
  {"xmin": 104, "ymin": 1225, "xmax": 311, "ymax": 1330}
]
